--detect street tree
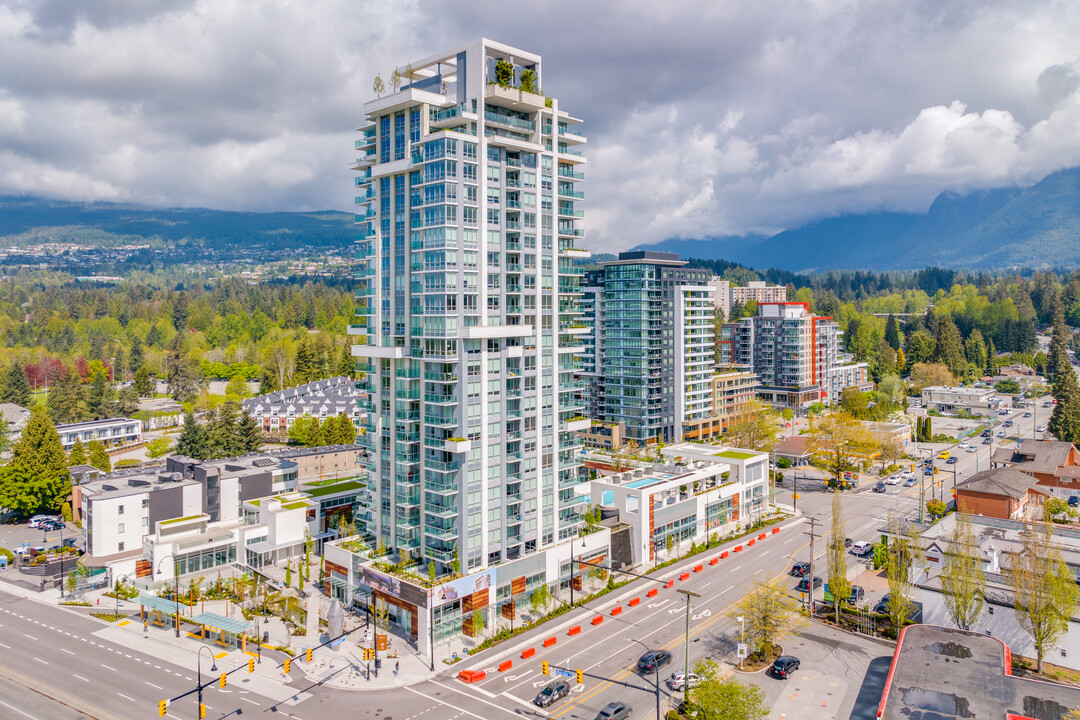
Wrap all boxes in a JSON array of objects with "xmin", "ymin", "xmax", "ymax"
[
  {"xmin": 1005, "ymin": 521, "xmax": 1080, "ymax": 673},
  {"xmin": 939, "ymin": 513, "xmax": 986, "ymax": 631},
  {"xmin": 885, "ymin": 514, "xmax": 923, "ymax": 633},
  {"xmin": 690, "ymin": 658, "xmax": 770, "ymax": 720},
  {"xmin": 730, "ymin": 579, "xmax": 803, "ymax": 661},
  {"xmin": 809, "ymin": 412, "xmax": 874, "ymax": 485},
  {"xmin": 826, "ymin": 490, "xmax": 852, "ymax": 625},
  {"xmin": 724, "ymin": 400, "xmax": 781, "ymax": 452}
]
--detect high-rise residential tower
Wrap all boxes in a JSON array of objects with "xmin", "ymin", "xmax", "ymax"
[
  {"xmin": 580, "ymin": 252, "xmax": 715, "ymax": 445},
  {"xmin": 351, "ymin": 39, "xmax": 590, "ymax": 574}
]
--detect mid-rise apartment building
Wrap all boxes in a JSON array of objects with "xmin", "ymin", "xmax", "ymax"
[
  {"xmin": 720, "ymin": 302, "xmax": 870, "ymax": 408},
  {"xmin": 709, "ymin": 278, "xmax": 787, "ymax": 320},
  {"xmin": 580, "ymin": 252, "xmax": 714, "ymax": 445},
  {"xmin": 350, "ymin": 39, "xmax": 590, "ymax": 574},
  {"xmin": 680, "ymin": 368, "xmax": 760, "ymax": 442}
]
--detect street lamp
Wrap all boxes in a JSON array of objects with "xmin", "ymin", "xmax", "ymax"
[
  {"xmin": 156, "ymin": 554, "xmax": 181, "ymax": 638},
  {"xmin": 197, "ymin": 645, "xmax": 218, "ymax": 719},
  {"xmin": 625, "ymin": 637, "xmax": 661, "ymax": 720},
  {"xmin": 45, "ymin": 522, "xmax": 66, "ymax": 598},
  {"xmin": 115, "ymin": 574, "xmax": 129, "ymax": 621},
  {"xmin": 676, "ymin": 588, "xmax": 700, "ymax": 709}
]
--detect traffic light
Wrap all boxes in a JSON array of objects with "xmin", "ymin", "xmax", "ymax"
[
  {"xmin": 306, "ymin": 648, "xmax": 313, "ymax": 663},
  {"xmin": 219, "ymin": 672, "xmax": 227, "ymax": 689},
  {"xmin": 283, "ymin": 658, "xmax": 291, "ymax": 674},
  {"xmin": 248, "ymin": 658, "xmax": 255, "ymax": 673},
  {"xmin": 542, "ymin": 660, "xmax": 550, "ymax": 676},
  {"xmin": 576, "ymin": 668, "xmax": 583, "ymax": 684},
  {"xmin": 199, "ymin": 703, "xmax": 206, "ymax": 719},
  {"xmin": 158, "ymin": 699, "xmax": 167, "ymax": 717}
]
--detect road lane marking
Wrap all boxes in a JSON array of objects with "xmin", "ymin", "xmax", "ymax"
[
  {"xmin": 23, "ymin": 634, "xmax": 37, "ymax": 640},
  {"xmin": 102, "ymin": 664, "xmax": 116, "ymax": 671},
  {"xmin": 241, "ymin": 697, "xmax": 260, "ymax": 706},
  {"xmin": 416, "ymin": 684, "xmax": 510, "ymax": 719},
  {"xmin": 0, "ymin": 642, "xmax": 8, "ymax": 649},
  {"xmin": 61, "ymin": 648, "xmax": 75, "ymax": 655},
  {"xmin": 33, "ymin": 657, "xmax": 47, "ymax": 665},
  {"xmin": 73, "ymin": 674, "xmax": 88, "ymax": 682},
  {"xmin": 117, "ymin": 693, "xmax": 135, "ymax": 702},
  {"xmin": 0, "ymin": 699, "xmax": 35, "ymax": 719},
  {"xmin": 146, "ymin": 682, "xmax": 163, "ymax": 689}
]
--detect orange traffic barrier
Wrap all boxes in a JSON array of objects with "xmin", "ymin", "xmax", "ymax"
[
  {"xmin": 748, "ymin": 539, "xmax": 756, "ymax": 547},
  {"xmin": 665, "ymin": 580, "xmax": 675, "ymax": 589},
  {"xmin": 543, "ymin": 637, "xmax": 557, "ymax": 648},
  {"xmin": 522, "ymin": 647, "xmax": 536, "ymax": 659},
  {"xmin": 734, "ymin": 545, "xmax": 743, "ymax": 552},
  {"xmin": 499, "ymin": 660, "xmax": 513, "ymax": 672},
  {"xmin": 628, "ymin": 598, "xmax": 640, "ymax": 607},
  {"xmin": 720, "ymin": 551, "xmax": 729, "ymax": 559},
  {"xmin": 646, "ymin": 588, "xmax": 658, "ymax": 598},
  {"xmin": 694, "ymin": 564, "xmax": 703, "ymax": 573},
  {"xmin": 773, "ymin": 527, "xmax": 780, "ymax": 534},
  {"xmin": 611, "ymin": 606, "xmax": 623, "ymax": 616},
  {"xmin": 679, "ymin": 572, "xmax": 690, "ymax": 581},
  {"xmin": 568, "ymin": 626, "xmax": 581, "ymax": 636},
  {"xmin": 709, "ymin": 557, "xmax": 719, "ymax": 566},
  {"xmin": 458, "ymin": 670, "xmax": 486, "ymax": 683},
  {"xmin": 758, "ymin": 533, "xmax": 767, "ymax": 541},
  {"xmin": 592, "ymin": 616, "xmax": 604, "ymax": 625}
]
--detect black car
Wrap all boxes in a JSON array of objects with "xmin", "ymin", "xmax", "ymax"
[
  {"xmin": 41, "ymin": 520, "xmax": 65, "ymax": 531},
  {"xmin": 637, "ymin": 650, "xmax": 672, "ymax": 673},
  {"xmin": 534, "ymin": 679, "xmax": 571, "ymax": 708},
  {"xmin": 873, "ymin": 482, "xmax": 887, "ymax": 493},
  {"xmin": 1069, "ymin": 496, "xmax": 1079, "ymax": 508},
  {"xmin": 873, "ymin": 594, "xmax": 891, "ymax": 614},
  {"xmin": 770, "ymin": 655, "xmax": 800, "ymax": 679},
  {"xmin": 848, "ymin": 585, "xmax": 866, "ymax": 604},
  {"xmin": 595, "ymin": 701, "xmax": 632, "ymax": 720},
  {"xmin": 789, "ymin": 561, "xmax": 811, "ymax": 577},
  {"xmin": 795, "ymin": 576, "xmax": 823, "ymax": 593},
  {"xmin": 983, "ymin": 438, "xmax": 992, "ymax": 445},
  {"xmin": 844, "ymin": 537, "xmax": 853, "ymax": 548},
  {"xmin": 981, "ymin": 430, "xmax": 991, "ymax": 437},
  {"xmin": 946, "ymin": 457, "xmax": 958, "ymax": 465}
]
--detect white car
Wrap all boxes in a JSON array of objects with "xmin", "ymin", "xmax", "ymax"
[
  {"xmin": 958, "ymin": 442, "xmax": 970, "ymax": 449},
  {"xmin": 1037, "ymin": 425, "xmax": 1047, "ymax": 433},
  {"xmin": 885, "ymin": 475, "xmax": 903, "ymax": 485},
  {"xmin": 966, "ymin": 446, "xmax": 977, "ymax": 453},
  {"xmin": 667, "ymin": 672, "xmax": 702, "ymax": 691}
]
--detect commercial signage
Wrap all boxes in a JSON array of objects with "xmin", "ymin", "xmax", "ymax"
[
  {"xmin": 362, "ymin": 566, "xmax": 429, "ymax": 608},
  {"xmin": 432, "ymin": 568, "xmax": 494, "ymax": 607}
]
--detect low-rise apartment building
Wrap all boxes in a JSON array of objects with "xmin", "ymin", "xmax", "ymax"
[
  {"xmin": 680, "ymin": 368, "xmax": 759, "ymax": 442},
  {"xmin": 242, "ymin": 376, "xmax": 361, "ymax": 439},
  {"xmin": 56, "ymin": 417, "xmax": 142, "ymax": 451}
]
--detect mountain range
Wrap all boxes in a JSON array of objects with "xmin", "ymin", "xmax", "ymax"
[
  {"xmin": 633, "ymin": 167, "xmax": 1080, "ymax": 271},
  {"xmin": 0, "ymin": 196, "xmax": 354, "ymax": 251}
]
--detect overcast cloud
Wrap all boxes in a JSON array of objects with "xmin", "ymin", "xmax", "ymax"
[{"xmin": 2, "ymin": 0, "xmax": 1079, "ymax": 252}]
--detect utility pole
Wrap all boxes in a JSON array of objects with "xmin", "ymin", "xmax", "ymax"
[
  {"xmin": 803, "ymin": 516, "xmax": 821, "ymax": 614},
  {"xmin": 676, "ymin": 588, "xmax": 700, "ymax": 709}
]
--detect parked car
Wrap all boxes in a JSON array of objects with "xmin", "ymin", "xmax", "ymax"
[
  {"xmin": 769, "ymin": 655, "xmax": 801, "ymax": 679},
  {"xmin": 848, "ymin": 586, "xmax": 866, "ymax": 604},
  {"xmin": 13, "ymin": 545, "xmax": 44, "ymax": 556},
  {"xmin": 27, "ymin": 515, "xmax": 55, "ymax": 529},
  {"xmin": 1070, "ymin": 496, "xmax": 1079, "ymax": 508},
  {"xmin": 595, "ymin": 702, "xmax": 632, "ymax": 720},
  {"xmin": 41, "ymin": 520, "xmax": 66, "ymax": 531},
  {"xmin": 789, "ymin": 561, "xmax": 811, "ymax": 577},
  {"xmin": 873, "ymin": 594, "xmax": 891, "ymax": 614},
  {"xmin": 667, "ymin": 671, "xmax": 702, "ymax": 691},
  {"xmin": 885, "ymin": 475, "xmax": 902, "ymax": 485},
  {"xmin": 851, "ymin": 541, "xmax": 874, "ymax": 556},
  {"xmin": 535, "ymin": 679, "xmax": 571, "ymax": 708},
  {"xmin": 873, "ymin": 482, "xmax": 887, "ymax": 493},
  {"xmin": 795, "ymin": 576, "xmax": 823, "ymax": 593},
  {"xmin": 637, "ymin": 650, "xmax": 672, "ymax": 674}
]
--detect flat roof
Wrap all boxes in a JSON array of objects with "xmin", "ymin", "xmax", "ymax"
[{"xmin": 879, "ymin": 624, "xmax": 1080, "ymax": 720}]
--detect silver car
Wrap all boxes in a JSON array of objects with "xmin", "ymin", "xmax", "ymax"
[{"xmin": 596, "ymin": 702, "xmax": 632, "ymax": 720}]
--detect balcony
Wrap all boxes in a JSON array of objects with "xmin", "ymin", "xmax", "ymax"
[{"xmin": 424, "ymin": 504, "xmax": 459, "ymax": 519}]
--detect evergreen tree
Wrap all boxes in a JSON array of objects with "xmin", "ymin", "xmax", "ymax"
[
  {"xmin": 335, "ymin": 414, "xmax": 357, "ymax": 445},
  {"xmin": 884, "ymin": 314, "xmax": 902, "ymax": 350},
  {"xmin": 68, "ymin": 438, "xmax": 88, "ymax": 467},
  {"xmin": 87, "ymin": 440, "xmax": 111, "ymax": 473},
  {"xmin": 905, "ymin": 330, "xmax": 936, "ymax": 369},
  {"xmin": 116, "ymin": 386, "xmax": 139, "ymax": 415},
  {"xmin": 174, "ymin": 411, "xmax": 208, "ymax": 460},
  {"xmin": 933, "ymin": 315, "xmax": 967, "ymax": 378},
  {"xmin": 294, "ymin": 336, "xmax": 314, "ymax": 386},
  {"xmin": 236, "ymin": 411, "xmax": 263, "ymax": 453},
  {"xmin": 146, "ymin": 324, "xmax": 160, "ymax": 348},
  {"xmin": 207, "ymin": 404, "xmax": 241, "ymax": 458},
  {"xmin": 86, "ymin": 366, "xmax": 116, "ymax": 419},
  {"xmin": 133, "ymin": 365, "xmax": 155, "ymax": 397},
  {"xmin": 2, "ymin": 364, "xmax": 32, "ymax": 406},
  {"xmin": 964, "ymin": 328, "xmax": 988, "ymax": 373},
  {"xmin": 47, "ymin": 368, "xmax": 88, "ymax": 424},
  {"xmin": 338, "ymin": 345, "xmax": 354, "ymax": 378},
  {"xmin": 166, "ymin": 334, "xmax": 200, "ymax": 403},
  {"xmin": 129, "ymin": 340, "xmax": 144, "ymax": 376},
  {"xmin": 986, "ymin": 338, "xmax": 998, "ymax": 376},
  {"xmin": 872, "ymin": 339, "xmax": 897, "ymax": 382},
  {"xmin": 13, "ymin": 407, "xmax": 69, "ymax": 481},
  {"xmin": 1049, "ymin": 295, "xmax": 1071, "ymax": 384},
  {"xmin": 1049, "ymin": 360, "xmax": 1080, "ymax": 444}
]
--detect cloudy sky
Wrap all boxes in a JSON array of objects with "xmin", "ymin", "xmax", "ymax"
[{"xmin": 3, "ymin": 0, "xmax": 1080, "ymax": 252}]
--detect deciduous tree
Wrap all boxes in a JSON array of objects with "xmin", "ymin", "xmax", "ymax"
[
  {"xmin": 724, "ymin": 401, "xmax": 780, "ymax": 452},
  {"xmin": 827, "ymin": 490, "xmax": 852, "ymax": 624},
  {"xmin": 939, "ymin": 514, "xmax": 985, "ymax": 631},
  {"xmin": 809, "ymin": 412, "xmax": 874, "ymax": 485},
  {"xmin": 690, "ymin": 658, "xmax": 770, "ymax": 720},
  {"xmin": 730, "ymin": 579, "xmax": 803, "ymax": 660},
  {"xmin": 910, "ymin": 362, "xmax": 955, "ymax": 391},
  {"xmin": 885, "ymin": 514, "xmax": 922, "ymax": 633},
  {"xmin": 1005, "ymin": 521, "xmax": 1079, "ymax": 673}
]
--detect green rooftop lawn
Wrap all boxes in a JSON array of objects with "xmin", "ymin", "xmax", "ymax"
[
  {"xmin": 304, "ymin": 481, "xmax": 365, "ymax": 498},
  {"xmin": 713, "ymin": 450, "xmax": 758, "ymax": 460}
]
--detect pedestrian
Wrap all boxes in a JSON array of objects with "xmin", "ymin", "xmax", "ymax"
[{"xmin": 394, "ymin": 660, "xmax": 399, "ymax": 676}]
